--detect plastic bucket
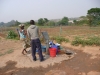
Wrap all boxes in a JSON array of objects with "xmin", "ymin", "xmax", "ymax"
[
  {"xmin": 51, "ymin": 45, "xmax": 58, "ymax": 53},
  {"xmin": 49, "ymin": 48, "xmax": 56, "ymax": 57}
]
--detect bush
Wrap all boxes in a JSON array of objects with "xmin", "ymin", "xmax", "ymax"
[
  {"xmin": 7, "ymin": 31, "xmax": 18, "ymax": 39},
  {"xmin": 71, "ymin": 36, "xmax": 100, "ymax": 46},
  {"xmin": 51, "ymin": 36, "xmax": 69, "ymax": 44}
]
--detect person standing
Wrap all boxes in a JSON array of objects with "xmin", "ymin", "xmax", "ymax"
[{"xmin": 27, "ymin": 20, "xmax": 44, "ymax": 62}]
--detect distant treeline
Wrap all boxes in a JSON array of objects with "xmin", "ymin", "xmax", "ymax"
[
  {"xmin": 0, "ymin": 8, "xmax": 100, "ymax": 27},
  {"xmin": 0, "ymin": 20, "xmax": 20, "ymax": 27}
]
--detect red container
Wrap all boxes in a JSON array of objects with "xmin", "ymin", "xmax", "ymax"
[{"xmin": 49, "ymin": 48, "xmax": 56, "ymax": 57}]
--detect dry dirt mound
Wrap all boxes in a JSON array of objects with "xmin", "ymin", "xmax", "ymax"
[{"xmin": 0, "ymin": 39, "xmax": 74, "ymax": 68}]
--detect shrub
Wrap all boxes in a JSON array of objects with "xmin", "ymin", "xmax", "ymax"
[
  {"xmin": 71, "ymin": 36, "xmax": 100, "ymax": 46},
  {"xmin": 71, "ymin": 37, "xmax": 84, "ymax": 46},
  {"xmin": 51, "ymin": 36, "xmax": 69, "ymax": 44},
  {"xmin": 7, "ymin": 31, "xmax": 18, "ymax": 39}
]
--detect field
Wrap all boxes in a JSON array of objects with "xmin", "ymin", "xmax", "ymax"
[
  {"xmin": 40, "ymin": 26, "xmax": 100, "ymax": 38},
  {"xmin": 0, "ymin": 26, "xmax": 100, "ymax": 75}
]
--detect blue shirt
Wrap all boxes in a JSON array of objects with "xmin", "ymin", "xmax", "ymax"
[{"xmin": 19, "ymin": 30, "xmax": 26, "ymax": 39}]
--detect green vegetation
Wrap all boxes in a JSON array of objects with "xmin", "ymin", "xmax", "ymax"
[
  {"xmin": 71, "ymin": 36, "xmax": 100, "ymax": 46},
  {"xmin": 87, "ymin": 8, "xmax": 100, "ymax": 26},
  {"xmin": 0, "ymin": 49, "xmax": 14, "ymax": 56},
  {"xmin": 0, "ymin": 20, "xmax": 21, "ymax": 27},
  {"xmin": 6, "ymin": 49, "xmax": 14, "ymax": 54},
  {"xmin": 73, "ymin": 19, "xmax": 88, "ymax": 26},
  {"xmin": 51, "ymin": 36, "xmax": 69, "ymax": 44},
  {"xmin": 0, "ymin": 53, "xmax": 5, "ymax": 56},
  {"xmin": 60, "ymin": 17, "xmax": 69, "ymax": 25},
  {"xmin": 47, "ymin": 21, "xmax": 55, "ymax": 26},
  {"xmin": 7, "ymin": 30, "xmax": 18, "ymax": 39},
  {"xmin": 37, "ymin": 17, "xmax": 69, "ymax": 26},
  {"xmin": 38, "ymin": 18, "xmax": 45, "ymax": 26}
]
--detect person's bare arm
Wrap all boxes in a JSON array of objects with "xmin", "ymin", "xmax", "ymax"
[
  {"xmin": 16, "ymin": 29, "xmax": 20, "ymax": 39},
  {"xmin": 23, "ymin": 30, "xmax": 27, "ymax": 36},
  {"xmin": 27, "ymin": 29, "xmax": 31, "ymax": 40}
]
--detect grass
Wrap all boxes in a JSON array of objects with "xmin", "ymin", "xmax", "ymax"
[
  {"xmin": 0, "ymin": 53, "xmax": 6, "ymax": 56},
  {"xmin": 39, "ymin": 26, "xmax": 100, "ymax": 39},
  {"xmin": 51, "ymin": 36, "xmax": 69, "ymax": 44},
  {"xmin": 0, "ymin": 49, "xmax": 14, "ymax": 56},
  {"xmin": 1, "ymin": 26, "xmax": 100, "ymax": 46},
  {"xmin": 71, "ymin": 36, "xmax": 100, "ymax": 46},
  {"xmin": 6, "ymin": 49, "xmax": 14, "ymax": 54}
]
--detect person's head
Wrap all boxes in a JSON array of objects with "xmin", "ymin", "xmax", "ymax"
[
  {"xmin": 30, "ymin": 20, "xmax": 35, "ymax": 25},
  {"xmin": 19, "ymin": 24, "xmax": 25, "ymax": 29}
]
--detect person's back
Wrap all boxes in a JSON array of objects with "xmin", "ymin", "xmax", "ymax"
[{"xmin": 27, "ymin": 25, "xmax": 39, "ymax": 40}]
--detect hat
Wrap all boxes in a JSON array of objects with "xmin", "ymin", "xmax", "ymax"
[{"xmin": 19, "ymin": 24, "xmax": 25, "ymax": 27}]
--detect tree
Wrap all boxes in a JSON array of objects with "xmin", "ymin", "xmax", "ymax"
[
  {"xmin": 44, "ymin": 18, "xmax": 49, "ymax": 23},
  {"xmin": 24, "ymin": 21, "xmax": 30, "ymax": 26},
  {"xmin": 48, "ymin": 21, "xmax": 55, "ymax": 26},
  {"xmin": 38, "ymin": 18, "xmax": 44, "ymax": 26},
  {"xmin": 0, "ymin": 22, "xmax": 4, "ymax": 26},
  {"xmin": 15, "ymin": 20, "xmax": 21, "ymax": 26},
  {"xmin": 73, "ymin": 20, "xmax": 76, "ymax": 22},
  {"xmin": 87, "ymin": 8, "xmax": 100, "ymax": 17},
  {"xmin": 60, "ymin": 17, "xmax": 69, "ymax": 25},
  {"xmin": 73, "ymin": 20, "xmax": 77, "ymax": 25},
  {"xmin": 87, "ymin": 8, "xmax": 100, "ymax": 26}
]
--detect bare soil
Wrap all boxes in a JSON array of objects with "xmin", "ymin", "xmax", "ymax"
[{"xmin": 0, "ymin": 50, "xmax": 100, "ymax": 75}]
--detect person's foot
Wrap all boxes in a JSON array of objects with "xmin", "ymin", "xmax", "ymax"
[
  {"xmin": 33, "ymin": 58, "xmax": 37, "ymax": 61},
  {"xmin": 22, "ymin": 52, "xmax": 25, "ymax": 55},
  {"xmin": 40, "ymin": 58, "xmax": 45, "ymax": 62},
  {"xmin": 33, "ymin": 59, "xmax": 36, "ymax": 61}
]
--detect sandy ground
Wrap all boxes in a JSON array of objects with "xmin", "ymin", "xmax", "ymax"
[
  {"xmin": 0, "ymin": 36, "xmax": 100, "ymax": 75},
  {"xmin": 0, "ymin": 39, "xmax": 74, "ymax": 68}
]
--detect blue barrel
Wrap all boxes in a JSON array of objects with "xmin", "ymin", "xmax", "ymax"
[{"xmin": 36, "ymin": 45, "xmax": 46, "ymax": 53}]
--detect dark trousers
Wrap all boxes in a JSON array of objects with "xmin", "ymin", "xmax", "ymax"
[{"xmin": 31, "ymin": 38, "xmax": 43, "ymax": 60}]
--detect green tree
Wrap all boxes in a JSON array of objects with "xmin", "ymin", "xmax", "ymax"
[
  {"xmin": 44, "ymin": 18, "xmax": 49, "ymax": 23},
  {"xmin": 80, "ymin": 16, "xmax": 87, "ymax": 19},
  {"xmin": 73, "ymin": 20, "xmax": 77, "ymax": 25},
  {"xmin": 24, "ymin": 21, "xmax": 30, "ymax": 26},
  {"xmin": 38, "ymin": 18, "xmax": 44, "ymax": 26},
  {"xmin": 48, "ymin": 21, "xmax": 55, "ymax": 26},
  {"xmin": 60, "ymin": 17, "xmax": 69, "ymax": 25},
  {"xmin": 87, "ymin": 8, "xmax": 100, "ymax": 26},
  {"xmin": 55, "ymin": 21, "xmax": 61, "ymax": 26}
]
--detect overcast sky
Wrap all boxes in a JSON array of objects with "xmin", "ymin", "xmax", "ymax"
[{"xmin": 0, "ymin": 0, "xmax": 100, "ymax": 23}]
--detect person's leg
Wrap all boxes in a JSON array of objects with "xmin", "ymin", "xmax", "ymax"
[
  {"xmin": 22, "ymin": 39, "xmax": 27, "ymax": 55},
  {"xmin": 24, "ymin": 49, "xmax": 27, "ymax": 53},
  {"xmin": 31, "ymin": 40, "xmax": 37, "ymax": 61},
  {"xmin": 35, "ymin": 39, "xmax": 44, "ymax": 61},
  {"xmin": 22, "ymin": 49, "xmax": 25, "ymax": 55}
]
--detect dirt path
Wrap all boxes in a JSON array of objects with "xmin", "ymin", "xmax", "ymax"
[
  {"xmin": 0, "ymin": 38, "xmax": 100, "ymax": 75},
  {"xmin": 0, "ymin": 50, "xmax": 100, "ymax": 75}
]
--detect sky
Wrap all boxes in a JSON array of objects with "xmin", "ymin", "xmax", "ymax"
[{"xmin": 0, "ymin": 0, "xmax": 100, "ymax": 23}]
